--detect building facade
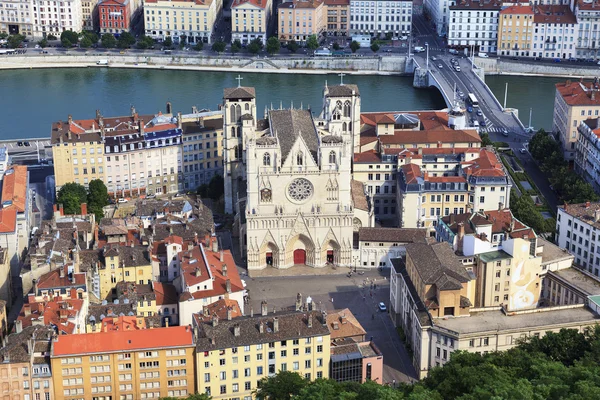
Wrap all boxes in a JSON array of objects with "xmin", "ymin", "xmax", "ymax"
[
  {"xmin": 574, "ymin": 0, "xmax": 600, "ymax": 61},
  {"xmin": 424, "ymin": 0, "xmax": 449, "ymax": 36},
  {"xmin": 556, "ymin": 202, "xmax": 600, "ymax": 276},
  {"xmin": 143, "ymin": 0, "xmax": 223, "ymax": 44},
  {"xmin": 0, "ymin": 0, "xmax": 34, "ymax": 38},
  {"xmin": 324, "ymin": 0, "xmax": 348, "ymax": 37},
  {"xmin": 31, "ymin": 0, "xmax": 83, "ymax": 38},
  {"xmin": 349, "ymin": 0, "xmax": 412, "ymax": 38},
  {"xmin": 531, "ymin": 5, "xmax": 577, "ymax": 60},
  {"xmin": 497, "ymin": 4, "xmax": 534, "ymax": 57},
  {"xmin": 278, "ymin": 0, "xmax": 325, "ymax": 45},
  {"xmin": 356, "ymin": 227, "xmax": 427, "ymax": 269},
  {"xmin": 447, "ymin": 0, "xmax": 501, "ymax": 54},
  {"xmin": 575, "ymin": 118, "xmax": 600, "ymax": 192},
  {"xmin": 231, "ymin": 0, "xmax": 272, "ymax": 44},
  {"xmin": 552, "ymin": 80, "xmax": 600, "ymax": 161},
  {"xmin": 81, "ymin": 0, "xmax": 99, "ymax": 30},
  {"xmin": 98, "ymin": 0, "xmax": 135, "ymax": 35}
]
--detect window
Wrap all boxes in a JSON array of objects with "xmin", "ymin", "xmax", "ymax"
[
  {"xmin": 297, "ymin": 152, "xmax": 303, "ymax": 166},
  {"xmin": 263, "ymin": 153, "xmax": 271, "ymax": 166},
  {"xmin": 329, "ymin": 151, "xmax": 336, "ymax": 164}
]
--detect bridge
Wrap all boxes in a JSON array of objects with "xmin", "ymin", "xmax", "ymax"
[{"xmin": 407, "ymin": 53, "xmax": 527, "ymax": 140}]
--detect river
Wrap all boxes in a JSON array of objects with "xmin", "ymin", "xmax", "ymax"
[{"xmin": 0, "ymin": 68, "xmax": 561, "ymax": 139}]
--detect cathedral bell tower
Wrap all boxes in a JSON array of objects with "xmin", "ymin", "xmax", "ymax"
[{"xmin": 321, "ymin": 81, "xmax": 361, "ymax": 155}]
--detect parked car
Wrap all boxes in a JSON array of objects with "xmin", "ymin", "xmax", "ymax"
[
  {"xmin": 117, "ymin": 198, "xmax": 128, "ymax": 203},
  {"xmin": 431, "ymin": 56, "xmax": 437, "ymax": 61},
  {"xmin": 24, "ymin": 141, "xmax": 30, "ymax": 146},
  {"xmin": 553, "ymin": 58, "xmax": 561, "ymax": 63},
  {"xmin": 378, "ymin": 302, "xmax": 387, "ymax": 312},
  {"xmin": 502, "ymin": 128, "xmax": 509, "ymax": 137},
  {"xmin": 146, "ymin": 194, "xmax": 156, "ymax": 199},
  {"xmin": 17, "ymin": 141, "xmax": 23, "ymax": 147},
  {"xmin": 476, "ymin": 109, "xmax": 483, "ymax": 116},
  {"xmin": 519, "ymin": 148, "xmax": 527, "ymax": 154},
  {"xmin": 438, "ymin": 64, "xmax": 443, "ymax": 69},
  {"xmin": 467, "ymin": 106, "xmax": 473, "ymax": 113}
]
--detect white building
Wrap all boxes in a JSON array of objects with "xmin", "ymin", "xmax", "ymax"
[
  {"xmin": 424, "ymin": 0, "xmax": 449, "ymax": 36},
  {"xmin": 575, "ymin": 118, "xmax": 600, "ymax": 193},
  {"xmin": 0, "ymin": 0, "xmax": 34, "ymax": 38},
  {"xmin": 532, "ymin": 4, "xmax": 577, "ymax": 60},
  {"xmin": 574, "ymin": 0, "xmax": 600, "ymax": 61},
  {"xmin": 349, "ymin": 0, "xmax": 412, "ymax": 38},
  {"xmin": 356, "ymin": 227, "xmax": 427, "ymax": 269},
  {"xmin": 447, "ymin": 0, "xmax": 501, "ymax": 54},
  {"xmin": 31, "ymin": 0, "xmax": 83, "ymax": 38},
  {"xmin": 556, "ymin": 202, "xmax": 600, "ymax": 276}
]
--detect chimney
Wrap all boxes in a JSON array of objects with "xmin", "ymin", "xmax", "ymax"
[
  {"xmin": 24, "ymin": 304, "xmax": 31, "ymax": 316},
  {"xmin": 96, "ymin": 109, "xmax": 101, "ymax": 119},
  {"xmin": 226, "ymin": 279, "xmax": 231, "ymax": 294},
  {"xmin": 222, "ymin": 263, "xmax": 227, "ymax": 277},
  {"xmin": 59, "ymin": 204, "xmax": 64, "ymax": 216},
  {"xmin": 130, "ymin": 105, "xmax": 136, "ymax": 116},
  {"xmin": 194, "ymin": 267, "xmax": 201, "ymax": 277},
  {"xmin": 165, "ymin": 318, "xmax": 169, "ymax": 327},
  {"xmin": 261, "ymin": 301, "xmax": 268, "ymax": 316},
  {"xmin": 333, "ymin": 321, "xmax": 339, "ymax": 330},
  {"xmin": 212, "ymin": 314, "xmax": 219, "ymax": 327},
  {"xmin": 68, "ymin": 114, "xmax": 73, "ymax": 125},
  {"xmin": 564, "ymin": 202, "xmax": 568, "ymax": 212},
  {"xmin": 457, "ymin": 222, "xmax": 465, "ymax": 241},
  {"xmin": 250, "ymin": 307, "xmax": 254, "ymax": 317},
  {"xmin": 212, "ymin": 237, "xmax": 218, "ymax": 253},
  {"xmin": 308, "ymin": 314, "xmax": 313, "ymax": 328},
  {"xmin": 273, "ymin": 317, "xmax": 279, "ymax": 333},
  {"xmin": 498, "ymin": 201, "xmax": 503, "ymax": 211},
  {"xmin": 595, "ymin": 209, "xmax": 600, "ymax": 223},
  {"xmin": 340, "ymin": 313, "xmax": 347, "ymax": 324},
  {"xmin": 220, "ymin": 250, "xmax": 224, "ymax": 263},
  {"xmin": 139, "ymin": 119, "xmax": 144, "ymax": 134},
  {"xmin": 227, "ymin": 307, "xmax": 232, "ymax": 321},
  {"xmin": 177, "ymin": 112, "xmax": 182, "ymax": 129},
  {"xmin": 80, "ymin": 203, "xmax": 87, "ymax": 215},
  {"xmin": 234, "ymin": 325, "xmax": 240, "ymax": 337},
  {"xmin": 59, "ymin": 266, "xmax": 65, "ymax": 279},
  {"xmin": 15, "ymin": 319, "xmax": 22, "ymax": 333},
  {"xmin": 295, "ymin": 293, "xmax": 303, "ymax": 311},
  {"xmin": 203, "ymin": 305, "xmax": 209, "ymax": 316}
]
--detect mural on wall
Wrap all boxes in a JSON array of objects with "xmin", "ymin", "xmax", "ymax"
[{"xmin": 508, "ymin": 240, "xmax": 541, "ymax": 311}]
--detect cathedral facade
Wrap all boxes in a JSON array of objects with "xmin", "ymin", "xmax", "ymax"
[{"xmin": 222, "ymin": 83, "xmax": 373, "ymax": 270}]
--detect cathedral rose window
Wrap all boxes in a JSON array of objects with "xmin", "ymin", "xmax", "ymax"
[{"xmin": 288, "ymin": 178, "xmax": 313, "ymax": 202}]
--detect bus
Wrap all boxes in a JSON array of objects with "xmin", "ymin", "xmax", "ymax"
[
  {"xmin": 467, "ymin": 93, "xmax": 479, "ymax": 107},
  {"xmin": 0, "ymin": 49, "xmax": 15, "ymax": 55}
]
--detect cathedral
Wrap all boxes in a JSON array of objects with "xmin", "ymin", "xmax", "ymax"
[{"xmin": 222, "ymin": 83, "xmax": 373, "ymax": 271}]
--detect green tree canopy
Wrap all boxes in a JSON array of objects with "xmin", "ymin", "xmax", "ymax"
[
  {"xmin": 266, "ymin": 36, "xmax": 280, "ymax": 55},
  {"xmin": 350, "ymin": 40, "xmax": 360, "ymax": 53},
  {"xmin": 137, "ymin": 35, "xmax": 154, "ymax": 49},
  {"xmin": 47, "ymin": 34, "xmax": 58, "ymax": 40},
  {"xmin": 332, "ymin": 42, "xmax": 340, "ymax": 51},
  {"xmin": 163, "ymin": 36, "xmax": 173, "ymax": 48},
  {"xmin": 101, "ymin": 33, "xmax": 117, "ymax": 48},
  {"xmin": 370, "ymin": 43, "xmax": 380, "ymax": 52},
  {"xmin": 159, "ymin": 394, "xmax": 212, "ymax": 400},
  {"xmin": 287, "ymin": 40, "xmax": 299, "ymax": 53},
  {"xmin": 193, "ymin": 41, "xmax": 204, "ymax": 51},
  {"xmin": 37, "ymin": 38, "xmax": 48, "ymax": 48},
  {"xmin": 8, "ymin": 34, "xmax": 25, "ymax": 49},
  {"xmin": 248, "ymin": 38, "xmax": 263, "ymax": 54},
  {"xmin": 231, "ymin": 39, "xmax": 242, "ymax": 54},
  {"xmin": 0, "ymin": 32, "xmax": 8, "ymax": 40},
  {"xmin": 254, "ymin": 371, "xmax": 308, "ymax": 400},
  {"xmin": 211, "ymin": 40, "xmax": 226, "ymax": 53},
  {"xmin": 118, "ymin": 32, "xmax": 136, "ymax": 49},
  {"xmin": 61, "ymin": 30, "xmax": 78, "ymax": 47},
  {"xmin": 57, "ymin": 183, "xmax": 88, "ymax": 215},
  {"xmin": 80, "ymin": 31, "xmax": 99, "ymax": 44},
  {"xmin": 306, "ymin": 35, "xmax": 319, "ymax": 51},
  {"xmin": 87, "ymin": 179, "xmax": 109, "ymax": 221},
  {"xmin": 80, "ymin": 36, "xmax": 92, "ymax": 48}
]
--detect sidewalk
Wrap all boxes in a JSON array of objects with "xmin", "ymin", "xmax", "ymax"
[{"xmin": 248, "ymin": 263, "xmax": 350, "ymax": 278}]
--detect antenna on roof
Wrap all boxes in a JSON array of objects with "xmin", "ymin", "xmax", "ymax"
[{"xmin": 235, "ymin": 74, "xmax": 243, "ymax": 88}]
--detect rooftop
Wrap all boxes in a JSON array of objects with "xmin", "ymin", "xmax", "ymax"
[
  {"xmin": 0, "ymin": 325, "xmax": 54, "ymax": 364},
  {"xmin": 434, "ymin": 305, "xmax": 600, "ymax": 336},
  {"xmin": 358, "ymin": 227, "xmax": 427, "ymax": 244},
  {"xmin": 538, "ymin": 238, "xmax": 573, "ymax": 266},
  {"xmin": 1, "ymin": 165, "xmax": 28, "ymax": 213},
  {"xmin": 326, "ymin": 308, "xmax": 366, "ymax": 341},
  {"xmin": 325, "ymin": 84, "xmax": 360, "ymax": 97},
  {"xmin": 450, "ymin": 0, "xmax": 501, "ymax": 10},
  {"xmin": 556, "ymin": 80, "xmax": 600, "ymax": 107},
  {"xmin": 378, "ymin": 129, "xmax": 480, "ymax": 146},
  {"xmin": 533, "ymin": 5, "xmax": 576, "ymax": 25},
  {"xmin": 193, "ymin": 299, "xmax": 242, "ymax": 323},
  {"xmin": 350, "ymin": 180, "xmax": 369, "ymax": 211},
  {"xmin": 559, "ymin": 202, "xmax": 600, "ymax": 229},
  {"xmin": 500, "ymin": 4, "xmax": 534, "ymax": 15},
  {"xmin": 52, "ymin": 326, "xmax": 194, "ymax": 356},
  {"xmin": 406, "ymin": 242, "xmax": 472, "ymax": 290},
  {"xmin": 223, "ymin": 86, "xmax": 256, "ymax": 98},
  {"xmin": 279, "ymin": 0, "xmax": 323, "ymax": 8},
  {"xmin": 440, "ymin": 208, "xmax": 534, "ymax": 241},
  {"xmin": 550, "ymin": 267, "xmax": 600, "ymax": 296},
  {"xmin": 268, "ymin": 108, "xmax": 319, "ymax": 164}
]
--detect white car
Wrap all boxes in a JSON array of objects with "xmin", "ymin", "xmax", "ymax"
[
  {"xmin": 520, "ymin": 148, "xmax": 527, "ymax": 154},
  {"xmin": 117, "ymin": 198, "xmax": 128, "ymax": 203}
]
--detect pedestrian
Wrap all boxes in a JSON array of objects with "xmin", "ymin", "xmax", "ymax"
[{"xmin": 331, "ymin": 297, "xmax": 334, "ymax": 303}]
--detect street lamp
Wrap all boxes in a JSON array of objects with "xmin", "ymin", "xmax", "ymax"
[{"xmin": 426, "ymin": 43, "xmax": 429, "ymax": 70}]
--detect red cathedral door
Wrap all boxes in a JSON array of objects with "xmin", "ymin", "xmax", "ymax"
[{"xmin": 293, "ymin": 249, "xmax": 306, "ymax": 265}]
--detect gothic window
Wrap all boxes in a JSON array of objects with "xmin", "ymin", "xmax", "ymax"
[
  {"xmin": 329, "ymin": 151, "xmax": 336, "ymax": 164},
  {"xmin": 342, "ymin": 122, "xmax": 347, "ymax": 132},
  {"xmin": 297, "ymin": 151, "xmax": 303, "ymax": 166},
  {"xmin": 343, "ymin": 101, "xmax": 351, "ymax": 117},
  {"xmin": 230, "ymin": 104, "xmax": 236, "ymax": 123},
  {"xmin": 235, "ymin": 105, "xmax": 242, "ymax": 121},
  {"xmin": 231, "ymin": 127, "xmax": 236, "ymax": 137},
  {"xmin": 263, "ymin": 153, "xmax": 271, "ymax": 166},
  {"xmin": 233, "ymin": 145, "xmax": 239, "ymax": 160},
  {"xmin": 245, "ymin": 103, "xmax": 250, "ymax": 111}
]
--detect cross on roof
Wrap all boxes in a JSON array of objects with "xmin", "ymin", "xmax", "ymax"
[
  {"xmin": 338, "ymin": 73, "xmax": 346, "ymax": 85},
  {"xmin": 235, "ymin": 75, "xmax": 243, "ymax": 87}
]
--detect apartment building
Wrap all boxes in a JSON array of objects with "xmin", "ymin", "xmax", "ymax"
[
  {"xmin": 356, "ymin": 227, "xmax": 427, "ymax": 269},
  {"xmin": 31, "ymin": 0, "xmax": 83, "ymax": 38},
  {"xmin": 556, "ymin": 201, "xmax": 600, "ymax": 276},
  {"xmin": 98, "ymin": 244, "xmax": 153, "ymax": 300},
  {"xmin": 82, "ymin": 0, "xmax": 99, "ymax": 30},
  {"xmin": 181, "ymin": 110, "xmax": 224, "ymax": 191},
  {"xmin": 575, "ymin": 0, "xmax": 600, "ymax": 60},
  {"xmin": 50, "ymin": 326, "xmax": 196, "ymax": 400},
  {"xmin": 424, "ymin": 0, "xmax": 450, "ymax": 36},
  {"xmin": 0, "ymin": 249, "xmax": 9, "ymax": 308},
  {"xmin": 194, "ymin": 307, "xmax": 331, "ymax": 399},
  {"xmin": 553, "ymin": 79, "xmax": 600, "ymax": 161},
  {"xmin": 99, "ymin": 0, "xmax": 137, "ymax": 35},
  {"xmin": 575, "ymin": 117, "xmax": 600, "ymax": 192},
  {"xmin": 0, "ymin": 325, "xmax": 55, "ymax": 400},
  {"xmin": 231, "ymin": 0, "xmax": 272, "ymax": 44},
  {"xmin": 497, "ymin": 4, "xmax": 534, "ymax": 57},
  {"xmin": 349, "ymin": 0, "xmax": 412, "ymax": 38},
  {"xmin": 447, "ymin": 0, "xmax": 501, "ymax": 54},
  {"xmin": 0, "ymin": 165, "xmax": 30, "ymax": 272},
  {"xmin": 144, "ymin": 0, "xmax": 223, "ymax": 44},
  {"xmin": 51, "ymin": 109, "xmax": 184, "ymax": 197},
  {"xmin": 542, "ymin": 266, "xmax": 600, "ymax": 307},
  {"xmin": 397, "ymin": 148, "xmax": 511, "ymax": 232},
  {"xmin": 531, "ymin": 5, "xmax": 577, "ymax": 60},
  {"xmin": 0, "ymin": 0, "xmax": 34, "ymax": 38},
  {"xmin": 278, "ymin": 0, "xmax": 325, "ymax": 45},
  {"xmin": 324, "ymin": 0, "xmax": 348, "ymax": 37}
]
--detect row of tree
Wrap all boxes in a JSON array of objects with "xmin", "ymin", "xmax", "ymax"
[{"xmin": 56, "ymin": 180, "xmax": 108, "ymax": 221}]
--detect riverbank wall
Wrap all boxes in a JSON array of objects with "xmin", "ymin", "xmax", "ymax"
[
  {"xmin": 474, "ymin": 57, "xmax": 600, "ymax": 79},
  {"xmin": 0, "ymin": 53, "xmax": 407, "ymax": 75}
]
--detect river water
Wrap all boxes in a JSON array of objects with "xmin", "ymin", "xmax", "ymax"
[{"xmin": 0, "ymin": 68, "xmax": 560, "ymax": 139}]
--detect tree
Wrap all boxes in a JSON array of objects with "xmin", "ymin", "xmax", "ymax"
[
  {"xmin": 287, "ymin": 40, "xmax": 299, "ymax": 53},
  {"xmin": 118, "ymin": 32, "xmax": 136, "ymax": 49},
  {"xmin": 211, "ymin": 40, "xmax": 226, "ymax": 53},
  {"xmin": 332, "ymin": 42, "xmax": 341, "ymax": 51},
  {"xmin": 47, "ymin": 34, "xmax": 57, "ymax": 40},
  {"xmin": 80, "ymin": 36, "xmax": 92, "ymax": 48},
  {"xmin": 480, "ymin": 132, "xmax": 493, "ymax": 147},
  {"xmin": 7, "ymin": 34, "xmax": 25, "ymax": 49},
  {"xmin": 254, "ymin": 371, "xmax": 308, "ymax": 400},
  {"xmin": 57, "ymin": 183, "xmax": 88, "ymax": 216},
  {"xmin": 101, "ymin": 33, "xmax": 117, "ymax": 48},
  {"xmin": 0, "ymin": 32, "xmax": 7, "ymax": 40},
  {"xmin": 370, "ymin": 43, "xmax": 380, "ymax": 52},
  {"xmin": 266, "ymin": 36, "xmax": 280, "ymax": 55},
  {"xmin": 248, "ymin": 38, "xmax": 263, "ymax": 54},
  {"xmin": 179, "ymin": 34, "xmax": 187, "ymax": 48},
  {"xmin": 38, "ymin": 38, "xmax": 48, "ymax": 48},
  {"xmin": 137, "ymin": 35, "xmax": 154, "ymax": 49},
  {"xmin": 350, "ymin": 40, "xmax": 360, "ymax": 53},
  {"xmin": 61, "ymin": 30, "xmax": 78, "ymax": 47},
  {"xmin": 231, "ymin": 39, "xmax": 242, "ymax": 54},
  {"xmin": 207, "ymin": 174, "xmax": 224, "ymax": 200},
  {"xmin": 163, "ymin": 36, "xmax": 173, "ymax": 48},
  {"xmin": 306, "ymin": 34, "xmax": 319, "ymax": 51},
  {"xmin": 193, "ymin": 41, "xmax": 204, "ymax": 51},
  {"xmin": 87, "ymin": 179, "xmax": 109, "ymax": 221}
]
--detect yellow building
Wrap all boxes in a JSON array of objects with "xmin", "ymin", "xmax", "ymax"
[
  {"xmin": 231, "ymin": 0, "xmax": 273, "ymax": 44},
  {"xmin": 51, "ymin": 115, "xmax": 105, "ymax": 191},
  {"xmin": 144, "ymin": 0, "xmax": 223, "ymax": 44},
  {"xmin": 194, "ymin": 307, "xmax": 331, "ymax": 399},
  {"xmin": 278, "ymin": 0, "xmax": 325, "ymax": 44},
  {"xmin": 51, "ymin": 326, "xmax": 196, "ymax": 400},
  {"xmin": 98, "ymin": 245, "xmax": 153, "ymax": 300},
  {"xmin": 324, "ymin": 0, "xmax": 349, "ymax": 38},
  {"xmin": 498, "ymin": 5, "xmax": 534, "ymax": 57}
]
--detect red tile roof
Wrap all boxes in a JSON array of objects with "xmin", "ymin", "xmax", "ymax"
[
  {"xmin": 0, "ymin": 208, "xmax": 17, "ymax": 233},
  {"xmin": 2, "ymin": 165, "xmax": 27, "ymax": 213},
  {"xmin": 533, "ymin": 5, "xmax": 576, "ymax": 24},
  {"xmin": 232, "ymin": 0, "xmax": 268, "ymax": 9},
  {"xmin": 360, "ymin": 111, "xmax": 451, "ymax": 130},
  {"xmin": 37, "ymin": 265, "xmax": 86, "ymax": 291},
  {"xmin": 500, "ymin": 5, "xmax": 534, "ymax": 15},
  {"xmin": 19, "ymin": 298, "xmax": 84, "ymax": 335},
  {"xmin": 556, "ymin": 81, "xmax": 600, "ymax": 107},
  {"xmin": 353, "ymin": 150, "xmax": 381, "ymax": 163},
  {"xmin": 401, "ymin": 164, "xmax": 421, "ymax": 184},
  {"xmin": 461, "ymin": 149, "xmax": 506, "ymax": 177},
  {"xmin": 52, "ymin": 326, "xmax": 194, "ymax": 356},
  {"xmin": 193, "ymin": 299, "xmax": 242, "ymax": 323},
  {"xmin": 99, "ymin": 315, "xmax": 147, "ymax": 332},
  {"xmin": 577, "ymin": 0, "xmax": 600, "ymax": 10},
  {"xmin": 153, "ymin": 282, "xmax": 179, "ymax": 305},
  {"xmin": 324, "ymin": 0, "xmax": 348, "ymax": 5},
  {"xmin": 378, "ymin": 129, "xmax": 481, "ymax": 145}
]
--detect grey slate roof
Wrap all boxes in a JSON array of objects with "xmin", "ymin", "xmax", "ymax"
[
  {"xmin": 405, "ymin": 242, "xmax": 471, "ymax": 286},
  {"xmin": 0, "ymin": 325, "xmax": 54, "ymax": 364},
  {"xmin": 326, "ymin": 84, "xmax": 360, "ymax": 97},
  {"xmin": 223, "ymin": 87, "xmax": 256, "ymax": 100},
  {"xmin": 196, "ymin": 310, "xmax": 330, "ymax": 351},
  {"xmin": 269, "ymin": 109, "xmax": 319, "ymax": 163},
  {"xmin": 256, "ymin": 137, "xmax": 277, "ymax": 146},
  {"xmin": 359, "ymin": 227, "xmax": 427, "ymax": 244},
  {"xmin": 322, "ymin": 135, "xmax": 343, "ymax": 144},
  {"xmin": 102, "ymin": 245, "xmax": 151, "ymax": 267}
]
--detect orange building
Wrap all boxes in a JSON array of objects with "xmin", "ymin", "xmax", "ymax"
[
  {"xmin": 278, "ymin": 0, "xmax": 326, "ymax": 44},
  {"xmin": 51, "ymin": 326, "xmax": 196, "ymax": 400}
]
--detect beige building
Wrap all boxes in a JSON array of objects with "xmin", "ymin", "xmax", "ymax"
[
  {"xmin": 324, "ymin": 0, "xmax": 349, "ymax": 37},
  {"xmin": 31, "ymin": 0, "xmax": 83, "ymax": 38},
  {"xmin": 231, "ymin": 0, "xmax": 273, "ymax": 44},
  {"xmin": 0, "ymin": 0, "xmax": 34, "ymax": 38},
  {"xmin": 194, "ymin": 308, "xmax": 331, "ymax": 399},
  {"xmin": 82, "ymin": 0, "xmax": 99, "ymax": 30},
  {"xmin": 51, "ymin": 326, "xmax": 196, "ymax": 400},
  {"xmin": 553, "ymin": 80, "xmax": 600, "ymax": 161},
  {"xmin": 181, "ymin": 109, "xmax": 224, "ymax": 191},
  {"xmin": 498, "ymin": 4, "xmax": 534, "ymax": 57},
  {"xmin": 278, "ymin": 0, "xmax": 325, "ymax": 45},
  {"xmin": 144, "ymin": 0, "xmax": 223, "ymax": 44}
]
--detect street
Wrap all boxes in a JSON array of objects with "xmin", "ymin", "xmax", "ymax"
[{"xmin": 244, "ymin": 271, "xmax": 418, "ymax": 384}]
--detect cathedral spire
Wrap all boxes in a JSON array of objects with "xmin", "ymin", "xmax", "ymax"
[
  {"xmin": 280, "ymin": 101, "xmax": 283, "ymax": 110},
  {"xmin": 291, "ymin": 100, "xmax": 294, "ymax": 109},
  {"xmin": 264, "ymin": 105, "xmax": 268, "ymax": 119}
]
